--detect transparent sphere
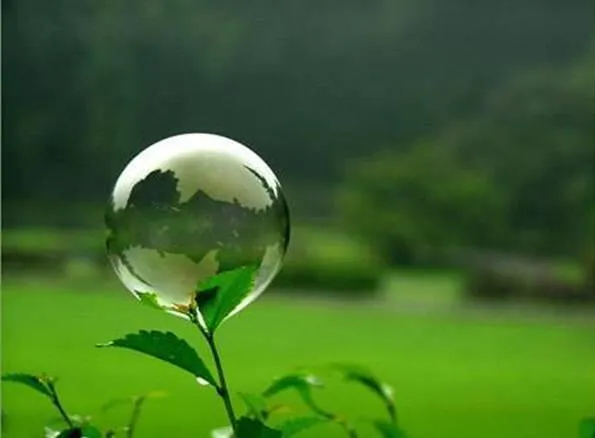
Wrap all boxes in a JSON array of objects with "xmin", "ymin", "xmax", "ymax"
[{"xmin": 105, "ymin": 133, "xmax": 290, "ymax": 322}]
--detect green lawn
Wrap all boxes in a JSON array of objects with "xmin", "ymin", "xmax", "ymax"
[{"xmin": 2, "ymin": 277, "xmax": 594, "ymax": 438}]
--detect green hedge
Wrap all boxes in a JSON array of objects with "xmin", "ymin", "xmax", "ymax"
[
  {"xmin": 274, "ymin": 256, "xmax": 381, "ymax": 297},
  {"xmin": 272, "ymin": 226, "xmax": 384, "ymax": 297},
  {"xmin": 463, "ymin": 257, "xmax": 594, "ymax": 303},
  {"xmin": 4, "ymin": 227, "xmax": 385, "ymax": 297}
]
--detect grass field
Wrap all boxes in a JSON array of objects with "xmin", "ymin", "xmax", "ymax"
[{"xmin": 2, "ymin": 275, "xmax": 594, "ymax": 438}]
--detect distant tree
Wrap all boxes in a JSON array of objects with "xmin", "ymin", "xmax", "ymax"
[
  {"xmin": 3, "ymin": 0, "xmax": 593, "ymax": 218},
  {"xmin": 339, "ymin": 49, "xmax": 594, "ymax": 261},
  {"xmin": 447, "ymin": 50, "xmax": 594, "ymax": 255},
  {"xmin": 338, "ymin": 145, "xmax": 504, "ymax": 264}
]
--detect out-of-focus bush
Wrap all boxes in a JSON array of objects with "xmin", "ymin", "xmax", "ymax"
[
  {"xmin": 337, "ymin": 146, "xmax": 503, "ymax": 266},
  {"xmin": 2, "ymin": 228, "xmax": 105, "ymax": 274},
  {"xmin": 338, "ymin": 53, "xmax": 594, "ymax": 265},
  {"xmin": 273, "ymin": 226, "xmax": 384, "ymax": 297},
  {"xmin": 463, "ymin": 255, "xmax": 594, "ymax": 303},
  {"xmin": 3, "ymin": 226, "xmax": 385, "ymax": 296}
]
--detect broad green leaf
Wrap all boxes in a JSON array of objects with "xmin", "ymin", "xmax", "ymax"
[
  {"xmin": 97, "ymin": 330, "xmax": 216, "ymax": 386},
  {"xmin": 239, "ymin": 392, "xmax": 269, "ymax": 421},
  {"xmin": 276, "ymin": 416, "xmax": 328, "ymax": 437},
  {"xmin": 580, "ymin": 418, "xmax": 595, "ymax": 438},
  {"xmin": 235, "ymin": 417, "xmax": 282, "ymax": 438},
  {"xmin": 195, "ymin": 265, "xmax": 258, "ymax": 332},
  {"xmin": 136, "ymin": 291, "xmax": 163, "ymax": 310},
  {"xmin": 56, "ymin": 426, "xmax": 102, "ymax": 438},
  {"xmin": 372, "ymin": 420, "xmax": 407, "ymax": 438},
  {"xmin": 2, "ymin": 373, "xmax": 53, "ymax": 400},
  {"xmin": 263, "ymin": 374, "xmax": 330, "ymax": 417},
  {"xmin": 330, "ymin": 364, "xmax": 396, "ymax": 421}
]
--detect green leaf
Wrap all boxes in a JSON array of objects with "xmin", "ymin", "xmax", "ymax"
[
  {"xmin": 136, "ymin": 291, "xmax": 163, "ymax": 310},
  {"xmin": 97, "ymin": 330, "xmax": 216, "ymax": 386},
  {"xmin": 330, "ymin": 364, "xmax": 396, "ymax": 422},
  {"xmin": 195, "ymin": 265, "xmax": 258, "ymax": 332},
  {"xmin": 372, "ymin": 420, "xmax": 407, "ymax": 438},
  {"xmin": 580, "ymin": 418, "xmax": 595, "ymax": 438},
  {"xmin": 239, "ymin": 392, "xmax": 269, "ymax": 421},
  {"xmin": 2, "ymin": 373, "xmax": 54, "ymax": 400},
  {"xmin": 276, "ymin": 416, "xmax": 328, "ymax": 437},
  {"xmin": 263, "ymin": 374, "xmax": 331, "ymax": 417},
  {"xmin": 235, "ymin": 417, "xmax": 282, "ymax": 438},
  {"xmin": 56, "ymin": 426, "xmax": 102, "ymax": 438}
]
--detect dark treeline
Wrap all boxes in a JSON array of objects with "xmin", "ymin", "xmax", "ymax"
[{"xmin": 3, "ymin": 0, "xmax": 594, "ymax": 258}]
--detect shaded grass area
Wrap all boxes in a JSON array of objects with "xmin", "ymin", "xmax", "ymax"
[{"xmin": 2, "ymin": 278, "xmax": 594, "ymax": 438}]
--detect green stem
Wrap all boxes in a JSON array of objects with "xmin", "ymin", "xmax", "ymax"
[
  {"xmin": 47, "ymin": 381, "xmax": 73, "ymax": 428},
  {"xmin": 388, "ymin": 403, "xmax": 397, "ymax": 426},
  {"xmin": 198, "ymin": 325, "xmax": 237, "ymax": 432},
  {"xmin": 336, "ymin": 418, "xmax": 357, "ymax": 438},
  {"xmin": 127, "ymin": 396, "xmax": 145, "ymax": 438}
]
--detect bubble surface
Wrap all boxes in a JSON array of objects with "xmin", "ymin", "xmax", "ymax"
[{"xmin": 106, "ymin": 133, "xmax": 290, "ymax": 322}]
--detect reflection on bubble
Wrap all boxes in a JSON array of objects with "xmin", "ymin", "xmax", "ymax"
[{"xmin": 106, "ymin": 133, "xmax": 290, "ymax": 321}]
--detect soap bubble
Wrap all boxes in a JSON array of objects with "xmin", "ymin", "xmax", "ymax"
[{"xmin": 105, "ymin": 133, "xmax": 289, "ymax": 323}]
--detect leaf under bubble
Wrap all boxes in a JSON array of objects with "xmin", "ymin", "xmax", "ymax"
[
  {"xmin": 97, "ymin": 330, "xmax": 216, "ymax": 386},
  {"xmin": 195, "ymin": 264, "xmax": 258, "ymax": 332},
  {"xmin": 136, "ymin": 291, "xmax": 163, "ymax": 310}
]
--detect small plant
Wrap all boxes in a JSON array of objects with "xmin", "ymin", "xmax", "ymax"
[
  {"xmin": 2, "ymin": 268, "xmax": 406, "ymax": 437},
  {"xmin": 3, "ymin": 134, "xmax": 406, "ymax": 437}
]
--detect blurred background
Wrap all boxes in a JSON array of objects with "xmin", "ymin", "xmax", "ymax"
[{"xmin": 2, "ymin": 1, "xmax": 594, "ymax": 437}]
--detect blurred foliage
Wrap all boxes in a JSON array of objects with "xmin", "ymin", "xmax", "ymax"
[
  {"xmin": 338, "ymin": 145, "xmax": 503, "ymax": 264},
  {"xmin": 463, "ymin": 257, "xmax": 594, "ymax": 303},
  {"xmin": 2, "ymin": 226, "xmax": 383, "ymax": 294},
  {"xmin": 276, "ymin": 257, "xmax": 381, "ymax": 297},
  {"xmin": 274, "ymin": 227, "xmax": 383, "ymax": 295},
  {"xmin": 3, "ymin": 0, "xmax": 592, "ymax": 205},
  {"xmin": 2, "ymin": 228, "xmax": 104, "ymax": 254},
  {"xmin": 2, "ymin": 0, "xmax": 594, "ymax": 282},
  {"xmin": 339, "ymin": 51, "xmax": 594, "ymax": 262}
]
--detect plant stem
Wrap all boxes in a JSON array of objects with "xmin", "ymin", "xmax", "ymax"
[
  {"xmin": 47, "ymin": 381, "xmax": 73, "ymax": 428},
  {"xmin": 127, "ymin": 396, "xmax": 145, "ymax": 438},
  {"xmin": 203, "ymin": 329, "xmax": 237, "ymax": 432},
  {"xmin": 336, "ymin": 418, "xmax": 357, "ymax": 438}
]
